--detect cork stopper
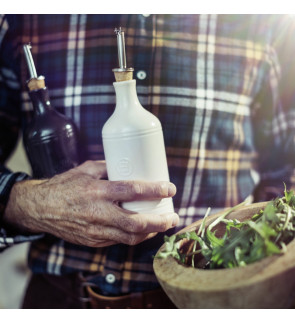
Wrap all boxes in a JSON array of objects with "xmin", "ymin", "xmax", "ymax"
[{"xmin": 27, "ymin": 76, "xmax": 45, "ymax": 91}]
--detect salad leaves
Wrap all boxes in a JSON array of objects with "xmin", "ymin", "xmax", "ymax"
[{"xmin": 156, "ymin": 185, "xmax": 295, "ymax": 269}]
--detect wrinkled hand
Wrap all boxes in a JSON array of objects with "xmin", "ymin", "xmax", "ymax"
[{"xmin": 3, "ymin": 160, "xmax": 179, "ymax": 247}]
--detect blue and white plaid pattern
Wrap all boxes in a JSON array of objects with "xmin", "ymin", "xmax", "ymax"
[{"xmin": 1, "ymin": 14, "xmax": 295, "ymax": 295}]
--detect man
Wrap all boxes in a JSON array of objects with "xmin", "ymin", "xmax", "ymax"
[{"xmin": 1, "ymin": 14, "xmax": 295, "ymax": 308}]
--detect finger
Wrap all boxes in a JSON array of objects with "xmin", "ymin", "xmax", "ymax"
[
  {"xmin": 105, "ymin": 180, "xmax": 177, "ymax": 202},
  {"xmin": 76, "ymin": 160, "xmax": 107, "ymax": 179},
  {"xmin": 42, "ymin": 220, "xmax": 117, "ymax": 247},
  {"xmin": 54, "ymin": 221, "xmax": 158, "ymax": 247},
  {"xmin": 79, "ymin": 233, "xmax": 157, "ymax": 247},
  {"xmin": 42, "ymin": 217, "xmax": 160, "ymax": 247},
  {"xmin": 74, "ymin": 236, "xmax": 119, "ymax": 248},
  {"xmin": 85, "ymin": 225, "xmax": 158, "ymax": 246},
  {"xmin": 113, "ymin": 212, "xmax": 180, "ymax": 234}
]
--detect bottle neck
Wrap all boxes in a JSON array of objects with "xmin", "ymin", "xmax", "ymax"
[
  {"xmin": 29, "ymin": 87, "xmax": 53, "ymax": 115},
  {"xmin": 113, "ymin": 79, "xmax": 141, "ymax": 111}
]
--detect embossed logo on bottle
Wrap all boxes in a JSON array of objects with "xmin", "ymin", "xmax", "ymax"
[{"xmin": 116, "ymin": 158, "xmax": 133, "ymax": 177}]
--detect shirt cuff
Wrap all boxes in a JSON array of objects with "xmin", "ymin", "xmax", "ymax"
[
  {"xmin": 0, "ymin": 228, "xmax": 44, "ymax": 251},
  {"xmin": 0, "ymin": 168, "xmax": 44, "ymax": 251}
]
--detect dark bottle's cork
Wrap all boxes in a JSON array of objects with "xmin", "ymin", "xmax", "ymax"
[{"xmin": 27, "ymin": 76, "xmax": 45, "ymax": 91}]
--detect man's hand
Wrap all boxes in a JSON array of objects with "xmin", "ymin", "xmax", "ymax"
[{"xmin": 3, "ymin": 160, "xmax": 179, "ymax": 247}]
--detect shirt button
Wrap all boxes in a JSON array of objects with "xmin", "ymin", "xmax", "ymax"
[
  {"xmin": 105, "ymin": 273, "xmax": 116, "ymax": 284},
  {"xmin": 137, "ymin": 70, "xmax": 147, "ymax": 80}
]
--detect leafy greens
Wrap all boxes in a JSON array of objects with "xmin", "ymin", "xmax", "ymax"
[{"xmin": 156, "ymin": 185, "xmax": 295, "ymax": 269}]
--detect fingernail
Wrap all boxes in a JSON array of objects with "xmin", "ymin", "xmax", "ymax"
[
  {"xmin": 171, "ymin": 213, "xmax": 179, "ymax": 227},
  {"xmin": 168, "ymin": 183, "xmax": 176, "ymax": 196}
]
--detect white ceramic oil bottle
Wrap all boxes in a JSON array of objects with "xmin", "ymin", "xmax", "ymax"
[{"xmin": 102, "ymin": 27, "xmax": 174, "ymax": 214}]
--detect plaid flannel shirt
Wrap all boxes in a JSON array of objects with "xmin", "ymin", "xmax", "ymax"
[{"xmin": 1, "ymin": 14, "xmax": 295, "ymax": 295}]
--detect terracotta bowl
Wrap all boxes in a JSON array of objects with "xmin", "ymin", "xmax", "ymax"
[{"xmin": 153, "ymin": 202, "xmax": 295, "ymax": 308}]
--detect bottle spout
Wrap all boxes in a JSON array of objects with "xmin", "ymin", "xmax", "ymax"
[
  {"xmin": 23, "ymin": 43, "xmax": 46, "ymax": 91},
  {"xmin": 23, "ymin": 43, "xmax": 37, "ymax": 79},
  {"xmin": 112, "ymin": 27, "xmax": 134, "ymax": 82}
]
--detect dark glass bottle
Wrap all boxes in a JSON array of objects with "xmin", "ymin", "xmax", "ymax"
[{"xmin": 24, "ymin": 87, "xmax": 80, "ymax": 179}]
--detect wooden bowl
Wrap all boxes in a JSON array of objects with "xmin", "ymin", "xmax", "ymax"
[{"xmin": 153, "ymin": 202, "xmax": 295, "ymax": 308}]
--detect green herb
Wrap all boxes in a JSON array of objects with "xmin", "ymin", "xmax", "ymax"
[{"xmin": 156, "ymin": 186, "xmax": 295, "ymax": 269}]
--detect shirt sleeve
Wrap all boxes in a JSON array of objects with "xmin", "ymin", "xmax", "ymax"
[
  {"xmin": 0, "ymin": 15, "xmax": 43, "ymax": 252},
  {"xmin": 253, "ymin": 15, "xmax": 295, "ymax": 201}
]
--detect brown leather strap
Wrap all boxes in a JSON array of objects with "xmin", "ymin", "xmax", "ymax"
[{"xmin": 86, "ymin": 286, "xmax": 177, "ymax": 309}]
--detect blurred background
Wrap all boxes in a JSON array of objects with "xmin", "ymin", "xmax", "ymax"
[{"xmin": 0, "ymin": 135, "xmax": 32, "ymax": 309}]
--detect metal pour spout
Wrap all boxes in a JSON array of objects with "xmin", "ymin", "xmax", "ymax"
[
  {"xmin": 23, "ymin": 43, "xmax": 38, "ymax": 79},
  {"xmin": 116, "ymin": 27, "xmax": 127, "ymax": 69},
  {"xmin": 23, "ymin": 43, "xmax": 45, "ymax": 91},
  {"xmin": 112, "ymin": 27, "xmax": 134, "ymax": 73}
]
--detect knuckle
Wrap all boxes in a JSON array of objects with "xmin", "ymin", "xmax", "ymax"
[
  {"xmin": 131, "ymin": 217, "xmax": 146, "ymax": 232},
  {"xmin": 86, "ymin": 205, "xmax": 99, "ymax": 224},
  {"xmin": 155, "ymin": 215, "xmax": 170, "ymax": 232},
  {"xmin": 86, "ymin": 239, "xmax": 99, "ymax": 248},
  {"xmin": 86, "ymin": 224, "xmax": 100, "ymax": 239},
  {"xmin": 121, "ymin": 215, "xmax": 146, "ymax": 233},
  {"xmin": 155, "ymin": 182, "xmax": 174, "ymax": 197},
  {"xmin": 124, "ymin": 181, "xmax": 174, "ymax": 200},
  {"xmin": 82, "ymin": 160, "xmax": 94, "ymax": 168},
  {"xmin": 159, "ymin": 217, "xmax": 169, "ymax": 231},
  {"xmin": 108, "ymin": 181, "xmax": 128, "ymax": 197},
  {"xmin": 77, "ymin": 160, "xmax": 92, "ymax": 171},
  {"xmin": 117, "ymin": 217, "xmax": 133, "ymax": 232},
  {"xmin": 80, "ymin": 203, "xmax": 96, "ymax": 226},
  {"xmin": 127, "ymin": 234, "xmax": 140, "ymax": 246},
  {"xmin": 155, "ymin": 182, "xmax": 176, "ymax": 198},
  {"xmin": 119, "ymin": 182, "xmax": 143, "ymax": 199},
  {"xmin": 154, "ymin": 183, "xmax": 166, "ymax": 197},
  {"xmin": 131, "ymin": 182, "xmax": 143, "ymax": 196}
]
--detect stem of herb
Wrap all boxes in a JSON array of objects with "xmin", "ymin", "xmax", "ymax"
[
  {"xmin": 208, "ymin": 200, "xmax": 248, "ymax": 232},
  {"xmin": 197, "ymin": 207, "xmax": 211, "ymax": 237}
]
